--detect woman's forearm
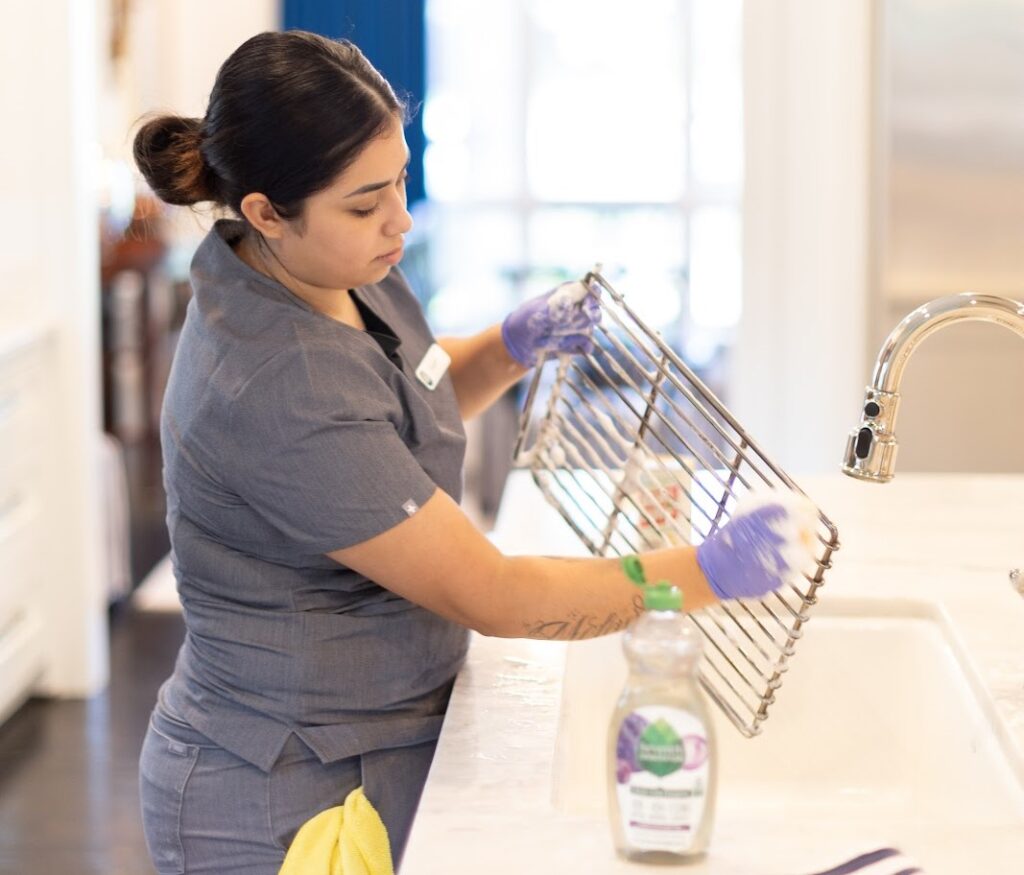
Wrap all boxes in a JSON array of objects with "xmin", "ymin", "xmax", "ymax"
[
  {"xmin": 438, "ymin": 326, "xmax": 528, "ymax": 420},
  {"xmin": 330, "ymin": 487, "xmax": 810, "ymax": 643},
  {"xmin": 485, "ymin": 548, "xmax": 716, "ymax": 641}
]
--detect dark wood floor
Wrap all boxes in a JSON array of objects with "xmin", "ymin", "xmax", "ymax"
[{"xmin": 0, "ymin": 606, "xmax": 185, "ymax": 875}]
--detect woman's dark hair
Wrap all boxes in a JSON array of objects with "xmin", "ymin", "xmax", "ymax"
[{"xmin": 133, "ymin": 31, "xmax": 405, "ymax": 219}]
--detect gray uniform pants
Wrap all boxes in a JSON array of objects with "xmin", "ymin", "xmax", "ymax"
[{"xmin": 139, "ymin": 708, "xmax": 436, "ymax": 874}]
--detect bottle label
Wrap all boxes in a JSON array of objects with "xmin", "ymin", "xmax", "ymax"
[{"xmin": 615, "ymin": 705, "xmax": 710, "ymax": 853}]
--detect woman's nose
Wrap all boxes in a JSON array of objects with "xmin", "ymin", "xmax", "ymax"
[{"xmin": 385, "ymin": 202, "xmax": 413, "ymax": 237}]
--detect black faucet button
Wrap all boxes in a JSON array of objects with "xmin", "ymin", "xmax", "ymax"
[
  {"xmin": 864, "ymin": 401, "xmax": 881, "ymax": 418},
  {"xmin": 855, "ymin": 427, "xmax": 873, "ymax": 459}
]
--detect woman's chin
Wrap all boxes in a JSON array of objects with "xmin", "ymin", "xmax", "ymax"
[{"xmin": 368, "ymin": 262, "xmax": 396, "ymax": 283}]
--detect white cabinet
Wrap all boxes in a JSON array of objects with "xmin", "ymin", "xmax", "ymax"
[
  {"xmin": 1, "ymin": 2, "xmax": 108, "ymax": 703},
  {"xmin": 0, "ymin": 328, "xmax": 49, "ymax": 724}
]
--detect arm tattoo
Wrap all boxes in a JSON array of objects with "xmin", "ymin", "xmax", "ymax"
[{"xmin": 522, "ymin": 594, "xmax": 644, "ymax": 641}]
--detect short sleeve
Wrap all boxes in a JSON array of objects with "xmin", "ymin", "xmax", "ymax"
[{"xmin": 223, "ymin": 344, "xmax": 438, "ymax": 552}]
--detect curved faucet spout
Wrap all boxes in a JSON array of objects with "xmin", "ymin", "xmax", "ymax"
[
  {"xmin": 871, "ymin": 293, "xmax": 1024, "ymax": 395},
  {"xmin": 842, "ymin": 292, "xmax": 1024, "ymax": 482}
]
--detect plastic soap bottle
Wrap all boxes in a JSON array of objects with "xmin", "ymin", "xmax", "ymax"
[{"xmin": 608, "ymin": 565, "xmax": 717, "ymax": 863}]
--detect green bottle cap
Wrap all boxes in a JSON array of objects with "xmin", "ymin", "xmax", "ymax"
[
  {"xmin": 643, "ymin": 581, "xmax": 683, "ymax": 612},
  {"xmin": 622, "ymin": 556, "xmax": 684, "ymax": 612}
]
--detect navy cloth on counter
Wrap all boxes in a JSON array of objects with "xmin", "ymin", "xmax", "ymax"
[
  {"xmin": 806, "ymin": 847, "xmax": 923, "ymax": 875},
  {"xmin": 155, "ymin": 219, "xmax": 470, "ymax": 772}
]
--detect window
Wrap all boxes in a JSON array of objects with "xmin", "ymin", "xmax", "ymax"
[{"xmin": 420, "ymin": 0, "xmax": 742, "ymax": 382}]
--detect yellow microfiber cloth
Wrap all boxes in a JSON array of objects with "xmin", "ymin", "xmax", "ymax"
[{"xmin": 278, "ymin": 786, "xmax": 394, "ymax": 875}]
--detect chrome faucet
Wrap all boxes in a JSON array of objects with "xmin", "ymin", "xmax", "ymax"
[
  {"xmin": 842, "ymin": 292, "xmax": 1024, "ymax": 596},
  {"xmin": 842, "ymin": 292, "xmax": 1024, "ymax": 483}
]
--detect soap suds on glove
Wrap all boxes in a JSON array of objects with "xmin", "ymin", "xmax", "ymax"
[
  {"xmin": 730, "ymin": 490, "xmax": 819, "ymax": 585},
  {"xmin": 546, "ymin": 280, "xmax": 590, "ymax": 314}
]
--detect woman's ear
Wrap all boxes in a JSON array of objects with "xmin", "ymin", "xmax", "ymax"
[{"xmin": 239, "ymin": 193, "xmax": 286, "ymax": 239}]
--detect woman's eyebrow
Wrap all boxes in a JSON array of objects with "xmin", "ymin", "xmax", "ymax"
[{"xmin": 343, "ymin": 152, "xmax": 412, "ymax": 198}]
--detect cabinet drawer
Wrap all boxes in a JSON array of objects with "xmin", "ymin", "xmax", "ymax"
[
  {"xmin": 0, "ymin": 608, "xmax": 45, "ymax": 727},
  {"xmin": 0, "ymin": 343, "xmax": 46, "ymax": 547},
  {"xmin": 0, "ymin": 443, "xmax": 42, "ymax": 545},
  {"xmin": 0, "ymin": 340, "xmax": 46, "ymax": 447},
  {"xmin": 0, "ymin": 487, "xmax": 41, "ymax": 630}
]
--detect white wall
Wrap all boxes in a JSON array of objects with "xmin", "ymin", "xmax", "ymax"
[
  {"xmin": 871, "ymin": 0, "xmax": 1024, "ymax": 473},
  {"xmin": 734, "ymin": 0, "xmax": 872, "ymax": 476},
  {"xmin": 103, "ymin": 0, "xmax": 280, "ymax": 244},
  {"xmin": 131, "ymin": 0, "xmax": 278, "ymax": 116}
]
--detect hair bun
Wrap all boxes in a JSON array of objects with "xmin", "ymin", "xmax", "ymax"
[{"xmin": 133, "ymin": 114, "xmax": 218, "ymax": 206}]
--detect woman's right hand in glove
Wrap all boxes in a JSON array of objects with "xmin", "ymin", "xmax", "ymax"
[{"xmin": 695, "ymin": 492, "xmax": 819, "ymax": 601}]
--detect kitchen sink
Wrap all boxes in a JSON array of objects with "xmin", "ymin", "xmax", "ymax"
[{"xmin": 551, "ymin": 597, "xmax": 1024, "ymax": 872}]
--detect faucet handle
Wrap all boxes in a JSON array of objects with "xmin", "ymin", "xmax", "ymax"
[{"xmin": 1011, "ymin": 569, "xmax": 1023, "ymax": 596}]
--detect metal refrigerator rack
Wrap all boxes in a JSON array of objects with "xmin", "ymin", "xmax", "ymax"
[{"xmin": 512, "ymin": 269, "xmax": 841, "ymax": 737}]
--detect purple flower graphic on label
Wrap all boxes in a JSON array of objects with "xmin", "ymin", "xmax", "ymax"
[
  {"xmin": 682, "ymin": 734, "xmax": 709, "ymax": 770},
  {"xmin": 616, "ymin": 713, "xmax": 650, "ymax": 782}
]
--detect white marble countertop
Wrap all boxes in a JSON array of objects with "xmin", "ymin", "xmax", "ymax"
[{"xmin": 402, "ymin": 471, "xmax": 1024, "ymax": 874}]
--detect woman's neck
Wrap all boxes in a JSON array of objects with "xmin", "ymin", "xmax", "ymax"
[{"xmin": 234, "ymin": 232, "xmax": 366, "ymax": 330}]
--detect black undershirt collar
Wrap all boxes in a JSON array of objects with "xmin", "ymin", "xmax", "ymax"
[{"xmin": 350, "ymin": 290, "xmax": 403, "ymax": 368}]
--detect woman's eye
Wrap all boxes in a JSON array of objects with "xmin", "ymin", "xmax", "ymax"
[{"xmin": 350, "ymin": 172, "xmax": 407, "ymax": 216}]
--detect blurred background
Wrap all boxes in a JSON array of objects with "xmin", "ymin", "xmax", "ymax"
[{"xmin": 0, "ymin": 1, "xmax": 1022, "ymax": 871}]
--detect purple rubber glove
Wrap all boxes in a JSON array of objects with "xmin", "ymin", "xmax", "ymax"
[
  {"xmin": 695, "ymin": 492, "xmax": 818, "ymax": 601},
  {"xmin": 501, "ymin": 280, "xmax": 602, "ymax": 367}
]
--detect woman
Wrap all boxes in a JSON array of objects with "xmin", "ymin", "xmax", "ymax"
[{"xmin": 134, "ymin": 30, "xmax": 813, "ymax": 874}]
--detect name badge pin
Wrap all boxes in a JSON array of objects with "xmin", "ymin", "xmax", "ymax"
[{"xmin": 415, "ymin": 343, "xmax": 451, "ymax": 391}]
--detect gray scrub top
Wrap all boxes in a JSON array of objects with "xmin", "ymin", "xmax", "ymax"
[{"xmin": 158, "ymin": 219, "xmax": 470, "ymax": 772}]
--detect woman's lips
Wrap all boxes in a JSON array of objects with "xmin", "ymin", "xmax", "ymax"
[{"xmin": 377, "ymin": 246, "xmax": 403, "ymax": 265}]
